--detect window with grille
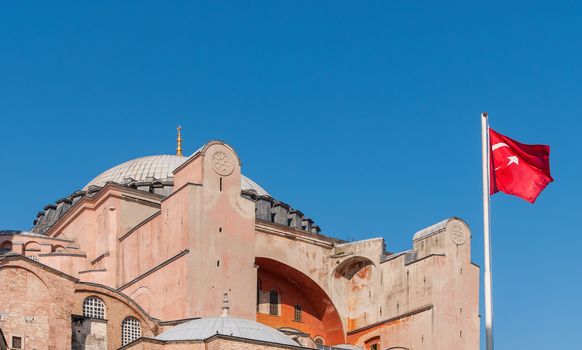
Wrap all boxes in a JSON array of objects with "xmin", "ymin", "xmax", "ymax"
[
  {"xmin": 122, "ymin": 317, "xmax": 141, "ymax": 345},
  {"xmin": 83, "ymin": 297, "xmax": 106, "ymax": 319},
  {"xmin": 294, "ymin": 304, "xmax": 302, "ymax": 321},
  {"xmin": 269, "ymin": 290, "xmax": 279, "ymax": 316}
]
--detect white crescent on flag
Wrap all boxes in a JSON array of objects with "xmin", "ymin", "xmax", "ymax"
[
  {"xmin": 491, "ymin": 142, "xmax": 509, "ymax": 151},
  {"xmin": 492, "ymin": 143, "xmax": 519, "ymax": 171}
]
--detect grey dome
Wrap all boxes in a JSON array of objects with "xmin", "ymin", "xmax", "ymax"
[
  {"xmin": 84, "ymin": 154, "xmax": 269, "ymax": 196},
  {"xmin": 334, "ymin": 345, "xmax": 364, "ymax": 350},
  {"xmin": 155, "ymin": 317, "xmax": 297, "ymax": 346}
]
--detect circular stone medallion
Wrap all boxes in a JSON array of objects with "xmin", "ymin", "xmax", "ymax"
[
  {"xmin": 450, "ymin": 224, "xmax": 467, "ymax": 245},
  {"xmin": 211, "ymin": 151, "xmax": 234, "ymax": 176}
]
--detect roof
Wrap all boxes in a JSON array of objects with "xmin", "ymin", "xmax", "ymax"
[
  {"xmin": 155, "ymin": 316, "xmax": 298, "ymax": 346},
  {"xmin": 84, "ymin": 154, "xmax": 269, "ymax": 196},
  {"xmin": 334, "ymin": 345, "xmax": 364, "ymax": 350},
  {"xmin": 412, "ymin": 217, "xmax": 467, "ymax": 241}
]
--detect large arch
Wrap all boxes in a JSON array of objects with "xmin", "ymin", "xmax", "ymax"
[{"xmin": 255, "ymin": 257, "xmax": 345, "ymax": 345}]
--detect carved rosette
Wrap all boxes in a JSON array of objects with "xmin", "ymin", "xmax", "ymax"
[
  {"xmin": 210, "ymin": 151, "xmax": 234, "ymax": 176},
  {"xmin": 450, "ymin": 224, "xmax": 467, "ymax": 245}
]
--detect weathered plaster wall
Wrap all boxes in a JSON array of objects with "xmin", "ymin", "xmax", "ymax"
[
  {"xmin": 345, "ymin": 218, "xmax": 480, "ymax": 350},
  {"xmin": 120, "ymin": 254, "xmax": 190, "ymax": 320},
  {"xmin": 182, "ymin": 142, "xmax": 257, "ymax": 321}
]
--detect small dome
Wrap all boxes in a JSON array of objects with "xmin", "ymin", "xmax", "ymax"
[
  {"xmin": 155, "ymin": 317, "xmax": 297, "ymax": 346},
  {"xmin": 84, "ymin": 154, "xmax": 269, "ymax": 196},
  {"xmin": 334, "ymin": 345, "xmax": 364, "ymax": 350}
]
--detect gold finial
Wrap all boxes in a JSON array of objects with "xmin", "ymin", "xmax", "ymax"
[{"xmin": 176, "ymin": 125, "xmax": 183, "ymax": 156}]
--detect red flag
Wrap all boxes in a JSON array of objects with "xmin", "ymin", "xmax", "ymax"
[{"xmin": 489, "ymin": 128, "xmax": 553, "ymax": 203}]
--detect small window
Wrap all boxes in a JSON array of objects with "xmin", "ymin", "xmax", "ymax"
[
  {"xmin": 269, "ymin": 290, "xmax": 279, "ymax": 316},
  {"xmin": 12, "ymin": 336, "xmax": 22, "ymax": 349},
  {"xmin": 314, "ymin": 337, "xmax": 324, "ymax": 345},
  {"xmin": 122, "ymin": 317, "xmax": 141, "ymax": 345},
  {"xmin": 294, "ymin": 304, "xmax": 302, "ymax": 321},
  {"xmin": 0, "ymin": 241, "xmax": 12, "ymax": 252},
  {"xmin": 83, "ymin": 296, "xmax": 106, "ymax": 319}
]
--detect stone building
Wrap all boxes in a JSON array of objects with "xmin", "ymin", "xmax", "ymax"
[{"xmin": 0, "ymin": 131, "xmax": 479, "ymax": 350}]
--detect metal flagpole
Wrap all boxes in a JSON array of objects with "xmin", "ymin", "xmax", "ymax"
[{"xmin": 481, "ymin": 112, "xmax": 494, "ymax": 350}]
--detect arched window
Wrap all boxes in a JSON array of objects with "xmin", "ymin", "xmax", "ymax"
[
  {"xmin": 269, "ymin": 289, "xmax": 279, "ymax": 316},
  {"xmin": 314, "ymin": 337, "xmax": 324, "ymax": 346},
  {"xmin": 0, "ymin": 241, "xmax": 12, "ymax": 253},
  {"xmin": 294, "ymin": 304, "xmax": 302, "ymax": 321},
  {"xmin": 121, "ymin": 317, "xmax": 141, "ymax": 345},
  {"xmin": 365, "ymin": 336, "xmax": 381, "ymax": 350},
  {"xmin": 24, "ymin": 241, "xmax": 41, "ymax": 261},
  {"xmin": 83, "ymin": 297, "xmax": 106, "ymax": 319},
  {"xmin": 52, "ymin": 245, "xmax": 66, "ymax": 253}
]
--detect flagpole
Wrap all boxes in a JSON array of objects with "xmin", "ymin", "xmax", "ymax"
[{"xmin": 481, "ymin": 112, "xmax": 494, "ymax": 350}]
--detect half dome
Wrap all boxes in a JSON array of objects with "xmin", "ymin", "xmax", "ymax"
[
  {"xmin": 84, "ymin": 154, "xmax": 269, "ymax": 196},
  {"xmin": 155, "ymin": 317, "xmax": 298, "ymax": 346}
]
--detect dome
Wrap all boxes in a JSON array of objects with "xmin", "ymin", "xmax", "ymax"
[
  {"xmin": 334, "ymin": 345, "xmax": 364, "ymax": 350},
  {"xmin": 155, "ymin": 317, "xmax": 298, "ymax": 346},
  {"xmin": 84, "ymin": 154, "xmax": 269, "ymax": 196}
]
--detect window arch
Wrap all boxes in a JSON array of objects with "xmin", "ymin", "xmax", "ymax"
[
  {"xmin": 121, "ymin": 317, "xmax": 141, "ymax": 345},
  {"xmin": 83, "ymin": 296, "xmax": 106, "ymax": 319},
  {"xmin": 365, "ymin": 335, "xmax": 381, "ymax": 350},
  {"xmin": 269, "ymin": 289, "xmax": 279, "ymax": 316},
  {"xmin": 52, "ymin": 245, "xmax": 66, "ymax": 253},
  {"xmin": 314, "ymin": 336, "xmax": 325, "ymax": 345}
]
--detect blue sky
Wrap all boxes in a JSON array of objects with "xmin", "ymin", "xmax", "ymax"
[{"xmin": 1, "ymin": 1, "xmax": 580, "ymax": 348}]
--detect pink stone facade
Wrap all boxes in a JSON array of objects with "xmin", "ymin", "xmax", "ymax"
[{"xmin": 0, "ymin": 140, "xmax": 479, "ymax": 350}]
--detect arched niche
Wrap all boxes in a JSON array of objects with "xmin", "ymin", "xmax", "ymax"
[
  {"xmin": 129, "ymin": 286, "xmax": 154, "ymax": 314},
  {"xmin": 52, "ymin": 245, "xmax": 66, "ymax": 253},
  {"xmin": 332, "ymin": 256, "xmax": 376, "ymax": 331},
  {"xmin": 24, "ymin": 241, "xmax": 42, "ymax": 259},
  {"xmin": 0, "ymin": 240, "xmax": 13, "ymax": 252}
]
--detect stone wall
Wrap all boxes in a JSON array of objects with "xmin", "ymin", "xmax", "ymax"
[{"xmin": 72, "ymin": 316, "xmax": 107, "ymax": 350}]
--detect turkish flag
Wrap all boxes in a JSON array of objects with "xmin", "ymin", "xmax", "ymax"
[{"xmin": 489, "ymin": 128, "xmax": 553, "ymax": 203}]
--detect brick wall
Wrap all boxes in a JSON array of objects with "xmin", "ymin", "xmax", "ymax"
[
  {"xmin": 0, "ymin": 256, "xmax": 76, "ymax": 350},
  {"xmin": 74, "ymin": 285, "xmax": 158, "ymax": 350},
  {"xmin": 0, "ymin": 256, "xmax": 160, "ymax": 350}
]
